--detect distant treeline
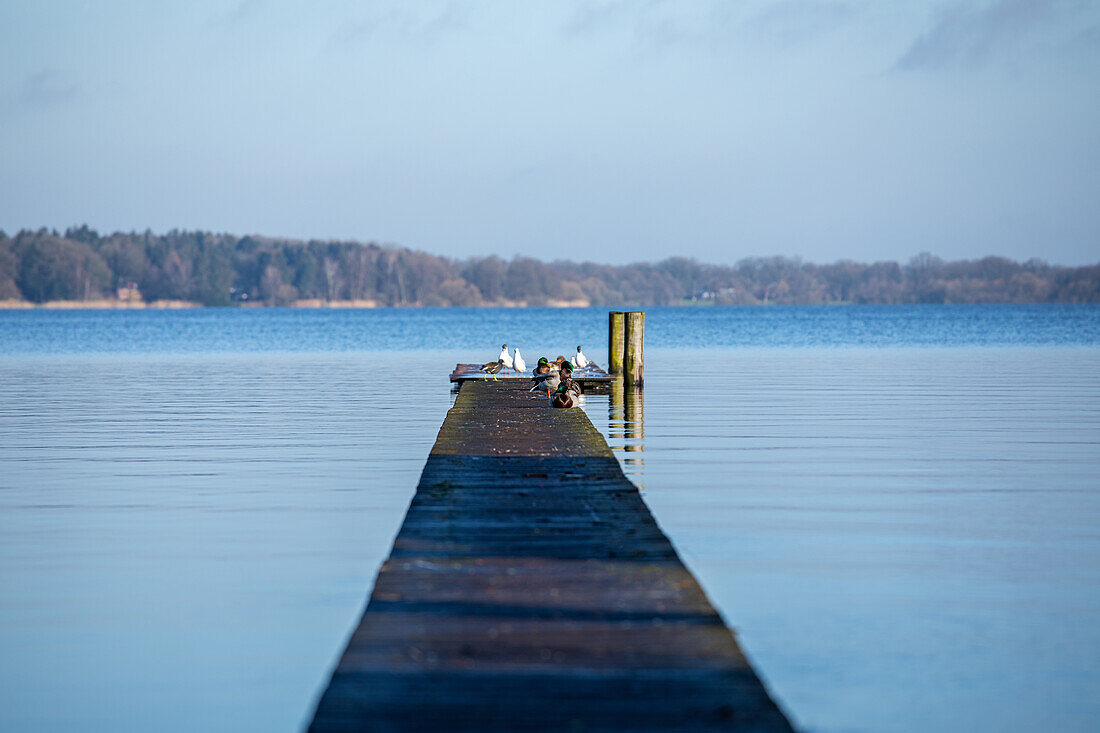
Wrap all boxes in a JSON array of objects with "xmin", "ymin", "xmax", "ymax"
[{"xmin": 1, "ymin": 226, "xmax": 1097, "ymax": 306}]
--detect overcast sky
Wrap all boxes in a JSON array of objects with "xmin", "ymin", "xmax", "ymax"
[{"xmin": 1, "ymin": 1, "xmax": 1097, "ymax": 265}]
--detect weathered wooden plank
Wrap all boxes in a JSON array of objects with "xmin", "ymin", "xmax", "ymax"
[{"xmin": 309, "ymin": 380, "xmax": 794, "ymax": 732}]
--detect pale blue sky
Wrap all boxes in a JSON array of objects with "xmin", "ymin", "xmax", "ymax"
[{"xmin": 1, "ymin": 1, "xmax": 1097, "ymax": 265}]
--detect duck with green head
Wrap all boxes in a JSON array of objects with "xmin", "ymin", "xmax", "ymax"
[
  {"xmin": 530, "ymin": 359, "xmax": 560, "ymax": 396},
  {"xmin": 549, "ymin": 361, "xmax": 581, "ymax": 407},
  {"xmin": 550, "ymin": 362, "xmax": 582, "ymax": 408}
]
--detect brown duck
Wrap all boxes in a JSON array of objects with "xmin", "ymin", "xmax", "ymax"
[{"xmin": 479, "ymin": 359, "xmax": 504, "ymax": 380}]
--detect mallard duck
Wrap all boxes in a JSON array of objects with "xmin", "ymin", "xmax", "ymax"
[
  {"xmin": 551, "ymin": 389, "xmax": 573, "ymax": 409},
  {"xmin": 574, "ymin": 346, "xmax": 589, "ymax": 369},
  {"xmin": 513, "ymin": 347, "xmax": 526, "ymax": 374},
  {"xmin": 529, "ymin": 369, "xmax": 560, "ymax": 396},
  {"xmin": 498, "ymin": 344, "xmax": 513, "ymax": 370},
  {"xmin": 550, "ymin": 379, "xmax": 583, "ymax": 408},
  {"xmin": 480, "ymin": 359, "xmax": 504, "ymax": 380},
  {"xmin": 533, "ymin": 357, "xmax": 551, "ymax": 375}
]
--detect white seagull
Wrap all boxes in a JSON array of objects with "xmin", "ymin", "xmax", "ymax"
[
  {"xmin": 513, "ymin": 347, "xmax": 526, "ymax": 375},
  {"xmin": 574, "ymin": 346, "xmax": 589, "ymax": 369},
  {"xmin": 498, "ymin": 344, "xmax": 514, "ymax": 370}
]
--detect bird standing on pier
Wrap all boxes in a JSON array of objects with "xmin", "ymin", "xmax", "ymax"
[
  {"xmin": 530, "ymin": 368, "xmax": 560, "ymax": 396},
  {"xmin": 574, "ymin": 346, "xmax": 589, "ymax": 369},
  {"xmin": 498, "ymin": 344, "xmax": 513, "ymax": 370},
  {"xmin": 513, "ymin": 348, "xmax": 526, "ymax": 375},
  {"xmin": 480, "ymin": 359, "xmax": 504, "ymax": 380}
]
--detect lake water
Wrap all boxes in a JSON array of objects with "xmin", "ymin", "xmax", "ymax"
[{"xmin": 1, "ymin": 306, "xmax": 1098, "ymax": 732}]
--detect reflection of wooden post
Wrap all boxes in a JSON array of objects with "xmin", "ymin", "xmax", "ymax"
[
  {"xmin": 609, "ymin": 378, "xmax": 624, "ymax": 420},
  {"xmin": 608, "ymin": 378, "xmax": 624, "ymax": 441},
  {"xmin": 608, "ymin": 311, "xmax": 625, "ymax": 374},
  {"xmin": 624, "ymin": 311, "xmax": 645, "ymax": 387},
  {"xmin": 623, "ymin": 387, "xmax": 645, "ymax": 452}
]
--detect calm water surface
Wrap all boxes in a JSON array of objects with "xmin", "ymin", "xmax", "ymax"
[{"xmin": 1, "ymin": 306, "xmax": 1098, "ymax": 732}]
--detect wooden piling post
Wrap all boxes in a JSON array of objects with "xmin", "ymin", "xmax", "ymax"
[
  {"xmin": 624, "ymin": 311, "xmax": 645, "ymax": 387},
  {"xmin": 608, "ymin": 311, "xmax": 625, "ymax": 374}
]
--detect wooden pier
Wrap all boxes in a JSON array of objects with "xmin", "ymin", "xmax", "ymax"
[
  {"xmin": 450, "ymin": 362, "xmax": 614, "ymax": 393},
  {"xmin": 309, "ymin": 379, "xmax": 793, "ymax": 732}
]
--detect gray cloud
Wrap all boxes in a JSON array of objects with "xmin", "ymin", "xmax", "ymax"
[
  {"xmin": 1066, "ymin": 20, "xmax": 1100, "ymax": 52},
  {"xmin": 332, "ymin": 2, "xmax": 471, "ymax": 46},
  {"xmin": 560, "ymin": 0, "xmax": 1093, "ymax": 68},
  {"xmin": 895, "ymin": 0, "xmax": 1060, "ymax": 71},
  {"xmin": 209, "ymin": 0, "xmax": 264, "ymax": 29},
  {"xmin": 560, "ymin": 0, "xmax": 670, "ymax": 38},
  {"xmin": 561, "ymin": 0, "xmax": 858, "ymax": 48},
  {"xmin": 19, "ymin": 69, "xmax": 80, "ymax": 109},
  {"xmin": 227, "ymin": 0, "xmax": 261, "ymax": 25},
  {"xmin": 749, "ymin": 1, "xmax": 856, "ymax": 45}
]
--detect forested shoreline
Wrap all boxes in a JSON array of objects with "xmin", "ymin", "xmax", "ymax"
[{"xmin": 1, "ymin": 226, "xmax": 1096, "ymax": 307}]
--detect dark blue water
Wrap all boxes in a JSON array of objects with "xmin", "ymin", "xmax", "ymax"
[
  {"xmin": 1, "ymin": 306, "xmax": 1098, "ymax": 733},
  {"xmin": 2, "ymin": 304, "xmax": 1098, "ymax": 355}
]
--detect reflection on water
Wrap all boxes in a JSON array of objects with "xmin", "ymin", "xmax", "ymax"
[
  {"xmin": 0, "ymin": 352, "xmax": 460, "ymax": 733},
  {"xmin": 2, "ymin": 307, "xmax": 1100, "ymax": 733},
  {"xmin": 606, "ymin": 347, "xmax": 1100, "ymax": 733},
  {"xmin": 606, "ymin": 380, "xmax": 646, "ymax": 487}
]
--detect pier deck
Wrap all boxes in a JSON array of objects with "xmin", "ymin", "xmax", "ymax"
[
  {"xmin": 309, "ymin": 380, "xmax": 793, "ymax": 732},
  {"xmin": 450, "ymin": 362, "xmax": 613, "ymax": 392}
]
